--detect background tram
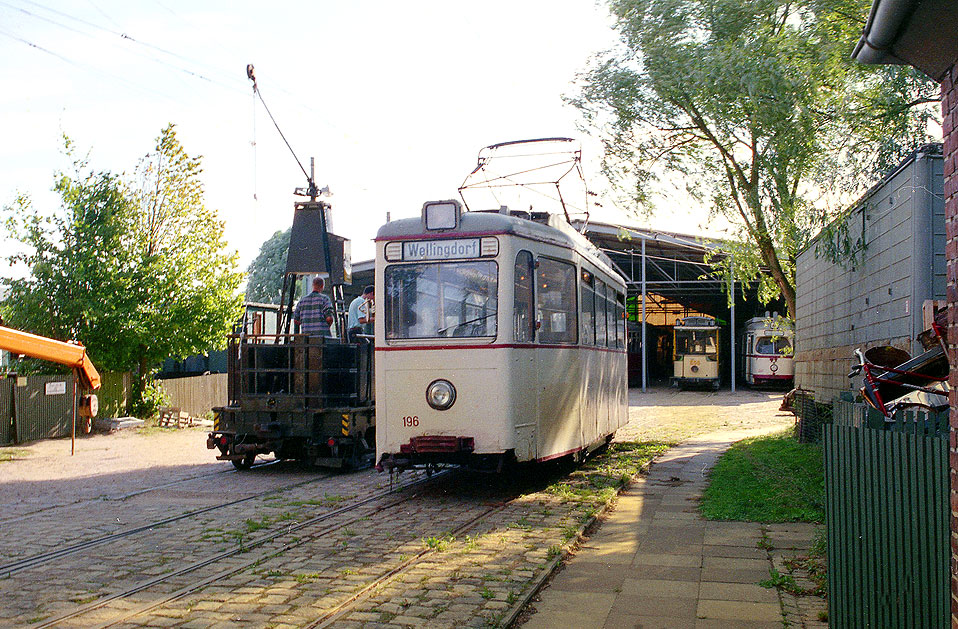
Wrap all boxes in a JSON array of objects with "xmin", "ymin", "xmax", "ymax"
[
  {"xmin": 375, "ymin": 200, "xmax": 628, "ymax": 472},
  {"xmin": 672, "ymin": 315, "xmax": 720, "ymax": 390},
  {"xmin": 741, "ymin": 314, "xmax": 794, "ymax": 387}
]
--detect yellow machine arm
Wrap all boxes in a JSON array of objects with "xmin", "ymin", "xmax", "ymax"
[{"xmin": 0, "ymin": 325, "xmax": 101, "ymax": 391}]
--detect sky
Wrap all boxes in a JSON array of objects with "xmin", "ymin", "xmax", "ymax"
[{"xmin": 0, "ymin": 0, "xmax": 718, "ymax": 276}]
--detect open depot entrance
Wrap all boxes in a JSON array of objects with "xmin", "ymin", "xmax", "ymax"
[{"xmin": 580, "ymin": 222, "xmax": 786, "ymax": 391}]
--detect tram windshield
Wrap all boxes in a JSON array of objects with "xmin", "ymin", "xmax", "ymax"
[
  {"xmin": 384, "ymin": 261, "xmax": 498, "ymax": 339},
  {"xmin": 755, "ymin": 335, "xmax": 791, "ymax": 355},
  {"xmin": 674, "ymin": 329, "xmax": 717, "ymax": 357}
]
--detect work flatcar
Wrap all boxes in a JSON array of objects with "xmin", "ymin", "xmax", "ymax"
[
  {"xmin": 374, "ymin": 200, "xmax": 628, "ymax": 472},
  {"xmin": 672, "ymin": 315, "xmax": 720, "ymax": 390},
  {"xmin": 208, "ymin": 199, "xmax": 376, "ymax": 470},
  {"xmin": 741, "ymin": 314, "xmax": 794, "ymax": 387}
]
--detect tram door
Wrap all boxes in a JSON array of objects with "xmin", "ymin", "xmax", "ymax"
[
  {"xmin": 513, "ymin": 251, "xmax": 538, "ymax": 460},
  {"xmin": 534, "ymin": 256, "xmax": 582, "ymax": 456}
]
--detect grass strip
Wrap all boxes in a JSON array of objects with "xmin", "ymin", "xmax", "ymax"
[{"xmin": 700, "ymin": 429, "xmax": 824, "ymax": 522}]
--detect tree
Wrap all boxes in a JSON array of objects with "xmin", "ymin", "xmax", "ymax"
[
  {"xmin": 246, "ymin": 228, "xmax": 291, "ymax": 304},
  {"xmin": 571, "ymin": 0, "xmax": 939, "ymax": 316},
  {"xmin": 1, "ymin": 126, "xmax": 244, "ymax": 413}
]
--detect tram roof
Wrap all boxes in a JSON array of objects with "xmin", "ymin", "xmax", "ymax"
[{"xmin": 376, "ymin": 209, "xmax": 619, "ymax": 279}]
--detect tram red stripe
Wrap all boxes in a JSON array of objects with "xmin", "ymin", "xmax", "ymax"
[
  {"xmin": 536, "ymin": 447, "xmax": 582, "ymax": 462},
  {"xmin": 376, "ymin": 343, "xmax": 627, "ymax": 354}
]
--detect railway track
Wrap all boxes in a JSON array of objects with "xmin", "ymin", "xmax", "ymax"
[
  {"xmin": 0, "ymin": 464, "xmax": 334, "ymax": 577},
  {"xmin": 25, "ymin": 469, "xmax": 552, "ymax": 629},
  {"xmin": 29, "ymin": 470, "xmax": 451, "ymax": 628},
  {"xmin": 305, "ymin": 499, "xmax": 511, "ymax": 628}
]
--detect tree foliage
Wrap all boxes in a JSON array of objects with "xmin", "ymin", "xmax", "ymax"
[
  {"xmin": 1, "ymin": 125, "xmax": 243, "ymax": 412},
  {"xmin": 571, "ymin": 0, "xmax": 940, "ymax": 316},
  {"xmin": 246, "ymin": 228, "xmax": 291, "ymax": 304}
]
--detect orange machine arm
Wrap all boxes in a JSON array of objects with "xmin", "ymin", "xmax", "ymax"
[{"xmin": 0, "ymin": 326, "xmax": 101, "ymax": 391}]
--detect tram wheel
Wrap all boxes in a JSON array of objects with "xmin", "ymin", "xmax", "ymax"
[{"xmin": 232, "ymin": 454, "xmax": 256, "ymax": 470}]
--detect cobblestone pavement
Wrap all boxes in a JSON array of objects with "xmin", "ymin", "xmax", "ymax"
[{"xmin": 0, "ymin": 389, "xmax": 803, "ymax": 628}]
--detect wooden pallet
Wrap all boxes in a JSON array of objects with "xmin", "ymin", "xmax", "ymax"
[{"xmin": 157, "ymin": 407, "xmax": 191, "ymax": 428}]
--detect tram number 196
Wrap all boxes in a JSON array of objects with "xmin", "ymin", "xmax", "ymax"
[{"xmin": 402, "ymin": 416, "xmax": 419, "ymax": 427}]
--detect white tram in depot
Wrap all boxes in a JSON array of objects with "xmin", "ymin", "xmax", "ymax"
[
  {"xmin": 741, "ymin": 314, "xmax": 794, "ymax": 387},
  {"xmin": 374, "ymin": 200, "xmax": 628, "ymax": 472},
  {"xmin": 672, "ymin": 315, "xmax": 720, "ymax": 390}
]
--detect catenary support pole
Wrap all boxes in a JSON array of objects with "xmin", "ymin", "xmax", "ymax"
[
  {"xmin": 730, "ymin": 261, "xmax": 736, "ymax": 393},
  {"xmin": 642, "ymin": 238, "xmax": 647, "ymax": 392}
]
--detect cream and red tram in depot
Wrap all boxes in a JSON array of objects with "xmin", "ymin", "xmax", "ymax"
[
  {"xmin": 672, "ymin": 315, "xmax": 720, "ymax": 390},
  {"xmin": 741, "ymin": 314, "xmax": 794, "ymax": 387},
  {"xmin": 375, "ymin": 200, "xmax": 628, "ymax": 472}
]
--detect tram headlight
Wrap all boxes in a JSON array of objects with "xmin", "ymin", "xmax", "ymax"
[{"xmin": 426, "ymin": 379, "xmax": 457, "ymax": 410}]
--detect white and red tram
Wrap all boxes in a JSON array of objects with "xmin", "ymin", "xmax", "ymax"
[
  {"xmin": 374, "ymin": 200, "xmax": 628, "ymax": 472},
  {"xmin": 741, "ymin": 314, "xmax": 794, "ymax": 387}
]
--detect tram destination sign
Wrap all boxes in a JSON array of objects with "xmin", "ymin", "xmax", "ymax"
[{"xmin": 403, "ymin": 238, "xmax": 480, "ymax": 261}]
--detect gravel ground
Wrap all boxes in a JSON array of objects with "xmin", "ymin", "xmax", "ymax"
[
  {"xmin": 619, "ymin": 386, "xmax": 793, "ymax": 444},
  {"xmin": 0, "ymin": 426, "xmax": 224, "ymax": 520}
]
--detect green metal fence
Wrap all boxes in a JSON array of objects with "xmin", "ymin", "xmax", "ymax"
[{"xmin": 824, "ymin": 401, "xmax": 949, "ymax": 628}]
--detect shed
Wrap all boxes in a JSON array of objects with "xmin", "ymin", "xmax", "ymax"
[{"xmin": 794, "ymin": 144, "xmax": 944, "ymax": 401}]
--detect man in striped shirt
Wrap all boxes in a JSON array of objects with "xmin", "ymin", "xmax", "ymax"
[{"xmin": 293, "ymin": 277, "xmax": 334, "ymax": 336}]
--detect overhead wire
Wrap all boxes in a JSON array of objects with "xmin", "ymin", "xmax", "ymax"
[
  {"xmin": 2, "ymin": 0, "xmax": 244, "ymax": 93},
  {"xmin": 0, "ymin": 28, "xmax": 172, "ymax": 101}
]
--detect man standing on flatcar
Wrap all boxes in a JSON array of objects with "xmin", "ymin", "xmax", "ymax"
[
  {"xmin": 347, "ymin": 285, "xmax": 375, "ymax": 342},
  {"xmin": 293, "ymin": 276, "xmax": 334, "ymax": 337}
]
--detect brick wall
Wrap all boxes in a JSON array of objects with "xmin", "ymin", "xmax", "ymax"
[{"xmin": 944, "ymin": 67, "xmax": 958, "ymax": 627}]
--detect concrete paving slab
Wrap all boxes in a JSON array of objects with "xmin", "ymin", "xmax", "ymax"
[
  {"xmin": 603, "ymin": 613, "xmax": 694, "ymax": 628},
  {"xmin": 698, "ymin": 581, "xmax": 779, "ymax": 603},
  {"xmin": 699, "ymin": 566, "xmax": 770, "ymax": 584},
  {"xmin": 521, "ymin": 592, "xmax": 615, "ymax": 629},
  {"xmin": 628, "ymin": 565, "xmax": 703, "ymax": 582},
  {"xmin": 694, "ymin": 620, "xmax": 782, "ymax": 629},
  {"xmin": 697, "ymin": 599, "xmax": 782, "ymax": 622},
  {"xmin": 620, "ymin": 578, "xmax": 699, "ymax": 599},
  {"xmin": 547, "ymin": 562, "xmax": 630, "ymax": 592},
  {"xmin": 608, "ymin": 595, "xmax": 698, "ymax": 618},
  {"xmin": 701, "ymin": 544, "xmax": 767, "ymax": 559},
  {"xmin": 702, "ymin": 556, "xmax": 770, "ymax": 571},
  {"xmin": 631, "ymin": 552, "xmax": 702, "ymax": 568}
]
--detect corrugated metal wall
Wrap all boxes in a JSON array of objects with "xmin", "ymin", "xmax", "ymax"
[
  {"xmin": 825, "ymin": 402, "xmax": 949, "ymax": 628},
  {"xmin": 795, "ymin": 146, "xmax": 945, "ymax": 401},
  {"xmin": 97, "ymin": 371, "xmax": 130, "ymax": 418},
  {"xmin": 13, "ymin": 374, "xmax": 76, "ymax": 443}
]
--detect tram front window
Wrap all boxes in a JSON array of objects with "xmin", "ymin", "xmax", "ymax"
[
  {"xmin": 674, "ymin": 330, "xmax": 717, "ymax": 358},
  {"xmin": 755, "ymin": 336, "xmax": 791, "ymax": 355},
  {"xmin": 384, "ymin": 261, "xmax": 498, "ymax": 339}
]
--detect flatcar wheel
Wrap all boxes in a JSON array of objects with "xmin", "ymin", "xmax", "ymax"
[{"xmin": 232, "ymin": 454, "xmax": 256, "ymax": 470}]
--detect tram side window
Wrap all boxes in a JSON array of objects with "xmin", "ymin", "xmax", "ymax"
[
  {"xmin": 595, "ymin": 280, "xmax": 608, "ymax": 347},
  {"xmin": 514, "ymin": 251, "xmax": 535, "ymax": 342},
  {"xmin": 615, "ymin": 292, "xmax": 626, "ymax": 349},
  {"xmin": 536, "ymin": 258, "xmax": 577, "ymax": 344},
  {"xmin": 580, "ymin": 271, "xmax": 595, "ymax": 346}
]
